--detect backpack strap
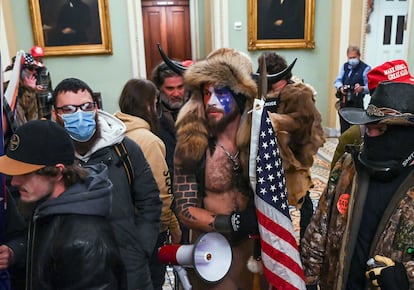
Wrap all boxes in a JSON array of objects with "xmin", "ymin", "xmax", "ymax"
[{"xmin": 114, "ymin": 141, "xmax": 134, "ymax": 187}]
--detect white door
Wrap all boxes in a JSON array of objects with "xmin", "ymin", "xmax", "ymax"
[{"xmin": 364, "ymin": 0, "xmax": 409, "ymax": 67}]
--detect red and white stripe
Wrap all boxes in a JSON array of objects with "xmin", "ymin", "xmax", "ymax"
[{"xmin": 255, "ymin": 196, "xmax": 305, "ymax": 290}]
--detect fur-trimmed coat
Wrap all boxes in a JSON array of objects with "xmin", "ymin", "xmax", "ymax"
[
  {"xmin": 175, "ymin": 48, "xmax": 257, "ymax": 183},
  {"xmin": 172, "ymin": 48, "xmax": 261, "ymax": 290},
  {"xmin": 268, "ymin": 81, "xmax": 325, "ymax": 207}
]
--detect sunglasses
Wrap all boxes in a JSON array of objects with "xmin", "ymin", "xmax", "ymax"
[{"xmin": 55, "ymin": 102, "xmax": 97, "ymax": 114}]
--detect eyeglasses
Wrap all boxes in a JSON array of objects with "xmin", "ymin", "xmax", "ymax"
[{"xmin": 55, "ymin": 102, "xmax": 97, "ymax": 114}]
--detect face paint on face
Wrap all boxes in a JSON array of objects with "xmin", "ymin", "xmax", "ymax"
[{"xmin": 203, "ymin": 85, "xmax": 236, "ymax": 114}]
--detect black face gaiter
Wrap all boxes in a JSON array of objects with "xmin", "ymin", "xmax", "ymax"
[{"xmin": 359, "ymin": 125, "xmax": 414, "ymax": 181}]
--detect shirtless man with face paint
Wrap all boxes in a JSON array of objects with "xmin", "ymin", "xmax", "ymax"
[
  {"xmin": 201, "ymin": 84, "xmax": 249, "ymax": 216},
  {"xmin": 172, "ymin": 49, "xmax": 264, "ymax": 290}
]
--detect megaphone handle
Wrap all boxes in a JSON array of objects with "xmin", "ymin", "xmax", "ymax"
[
  {"xmin": 252, "ymin": 235, "xmax": 261, "ymax": 258},
  {"xmin": 173, "ymin": 265, "xmax": 192, "ymax": 290},
  {"xmin": 252, "ymin": 274, "xmax": 262, "ymax": 290},
  {"xmin": 251, "ymin": 236, "xmax": 263, "ymax": 290}
]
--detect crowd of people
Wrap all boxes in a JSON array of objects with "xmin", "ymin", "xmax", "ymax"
[{"xmin": 0, "ymin": 44, "xmax": 413, "ymax": 290}]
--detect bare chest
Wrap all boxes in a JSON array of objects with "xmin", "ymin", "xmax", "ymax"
[
  {"xmin": 203, "ymin": 147, "xmax": 247, "ymax": 214},
  {"xmin": 205, "ymin": 147, "xmax": 237, "ymax": 192}
]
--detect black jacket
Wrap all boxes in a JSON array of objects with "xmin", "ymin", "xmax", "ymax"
[
  {"xmin": 26, "ymin": 164, "xmax": 126, "ymax": 290},
  {"xmin": 156, "ymin": 105, "xmax": 178, "ymax": 176},
  {"xmin": 4, "ymin": 193, "xmax": 26, "ymax": 267},
  {"xmin": 78, "ymin": 136, "xmax": 161, "ymax": 290},
  {"xmin": 4, "ymin": 188, "xmax": 27, "ymax": 290}
]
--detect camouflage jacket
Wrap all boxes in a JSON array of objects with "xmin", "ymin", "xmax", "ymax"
[{"xmin": 301, "ymin": 151, "xmax": 414, "ymax": 290}]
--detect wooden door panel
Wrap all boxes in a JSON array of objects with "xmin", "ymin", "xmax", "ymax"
[
  {"xmin": 142, "ymin": 6, "xmax": 168, "ymax": 77},
  {"xmin": 167, "ymin": 6, "xmax": 191, "ymax": 60},
  {"xmin": 141, "ymin": 0, "xmax": 191, "ymax": 78}
]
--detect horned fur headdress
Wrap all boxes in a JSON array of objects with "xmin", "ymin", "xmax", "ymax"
[{"xmin": 175, "ymin": 48, "xmax": 257, "ymax": 177}]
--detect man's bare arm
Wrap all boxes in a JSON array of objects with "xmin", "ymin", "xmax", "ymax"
[{"xmin": 173, "ymin": 167, "xmax": 217, "ymax": 232}]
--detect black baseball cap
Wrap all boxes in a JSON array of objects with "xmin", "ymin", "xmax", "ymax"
[{"xmin": 0, "ymin": 120, "xmax": 75, "ymax": 175}]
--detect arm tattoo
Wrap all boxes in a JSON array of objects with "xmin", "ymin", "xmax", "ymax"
[{"xmin": 174, "ymin": 172, "xmax": 198, "ymax": 221}]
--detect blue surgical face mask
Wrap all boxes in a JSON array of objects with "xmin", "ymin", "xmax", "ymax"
[
  {"xmin": 60, "ymin": 111, "xmax": 96, "ymax": 142},
  {"xmin": 348, "ymin": 58, "xmax": 360, "ymax": 67}
]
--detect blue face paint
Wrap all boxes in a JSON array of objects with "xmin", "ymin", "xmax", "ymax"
[{"xmin": 211, "ymin": 87, "xmax": 235, "ymax": 114}]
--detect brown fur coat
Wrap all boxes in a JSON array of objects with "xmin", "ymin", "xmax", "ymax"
[
  {"xmin": 268, "ymin": 82, "xmax": 325, "ymax": 207},
  {"xmin": 175, "ymin": 48, "xmax": 257, "ymax": 183}
]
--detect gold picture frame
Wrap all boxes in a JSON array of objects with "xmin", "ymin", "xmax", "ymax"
[
  {"xmin": 248, "ymin": 0, "xmax": 315, "ymax": 50},
  {"xmin": 29, "ymin": 0, "xmax": 112, "ymax": 56}
]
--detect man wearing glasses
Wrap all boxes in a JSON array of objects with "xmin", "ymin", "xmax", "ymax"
[{"xmin": 51, "ymin": 78, "xmax": 162, "ymax": 290}]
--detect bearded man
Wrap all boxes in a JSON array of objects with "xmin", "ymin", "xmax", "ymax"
[{"xmin": 172, "ymin": 48, "xmax": 263, "ymax": 290}]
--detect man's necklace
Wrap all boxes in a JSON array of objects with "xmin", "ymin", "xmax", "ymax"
[{"xmin": 217, "ymin": 143, "xmax": 240, "ymax": 172}]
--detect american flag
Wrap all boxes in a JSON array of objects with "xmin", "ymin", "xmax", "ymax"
[{"xmin": 249, "ymin": 99, "xmax": 305, "ymax": 290}]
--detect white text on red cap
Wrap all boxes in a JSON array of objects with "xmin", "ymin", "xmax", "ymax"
[{"xmin": 383, "ymin": 63, "xmax": 409, "ymax": 80}]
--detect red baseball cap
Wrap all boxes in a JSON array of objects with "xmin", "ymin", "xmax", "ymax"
[
  {"xmin": 368, "ymin": 59, "xmax": 414, "ymax": 90},
  {"xmin": 30, "ymin": 45, "xmax": 44, "ymax": 57},
  {"xmin": 181, "ymin": 60, "xmax": 193, "ymax": 67}
]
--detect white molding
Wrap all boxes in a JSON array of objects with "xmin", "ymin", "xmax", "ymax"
[
  {"xmin": 0, "ymin": 1, "xmax": 11, "ymax": 76},
  {"xmin": 406, "ymin": 0, "xmax": 413, "ymax": 58},
  {"xmin": 338, "ymin": 1, "xmax": 351, "ymax": 69},
  {"xmin": 189, "ymin": 0, "xmax": 199, "ymax": 59},
  {"xmin": 127, "ymin": 0, "xmax": 147, "ymax": 78},
  {"xmin": 210, "ymin": 0, "xmax": 229, "ymax": 49},
  {"xmin": 360, "ymin": 0, "xmax": 368, "ymax": 57}
]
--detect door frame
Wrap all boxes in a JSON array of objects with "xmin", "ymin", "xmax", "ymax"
[
  {"xmin": 363, "ymin": 0, "xmax": 412, "ymax": 67},
  {"xmin": 126, "ymin": 0, "xmax": 229, "ymax": 78},
  {"xmin": 126, "ymin": 0, "xmax": 197, "ymax": 78}
]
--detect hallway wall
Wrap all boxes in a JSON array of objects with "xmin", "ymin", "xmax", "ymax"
[{"xmin": 3, "ymin": 0, "xmax": 414, "ymax": 128}]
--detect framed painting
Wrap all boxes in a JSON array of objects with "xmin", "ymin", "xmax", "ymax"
[
  {"xmin": 29, "ymin": 0, "xmax": 112, "ymax": 56},
  {"xmin": 248, "ymin": 0, "xmax": 315, "ymax": 50}
]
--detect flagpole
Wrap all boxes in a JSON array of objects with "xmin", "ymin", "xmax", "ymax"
[
  {"xmin": 4, "ymin": 50, "xmax": 24, "ymax": 111},
  {"xmin": 249, "ymin": 54, "xmax": 268, "ymax": 290},
  {"xmin": 0, "ymin": 51, "xmax": 5, "ymax": 241},
  {"xmin": 249, "ymin": 98, "xmax": 306, "ymax": 290},
  {"xmin": 249, "ymin": 99, "xmax": 265, "ymax": 290}
]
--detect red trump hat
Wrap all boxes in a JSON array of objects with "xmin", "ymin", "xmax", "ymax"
[{"xmin": 368, "ymin": 59, "xmax": 414, "ymax": 90}]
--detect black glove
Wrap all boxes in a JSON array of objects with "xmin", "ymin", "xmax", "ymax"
[
  {"xmin": 306, "ymin": 285, "xmax": 318, "ymax": 290},
  {"xmin": 231, "ymin": 208, "xmax": 258, "ymax": 234},
  {"xmin": 214, "ymin": 206, "xmax": 258, "ymax": 242},
  {"xmin": 365, "ymin": 255, "xmax": 409, "ymax": 290}
]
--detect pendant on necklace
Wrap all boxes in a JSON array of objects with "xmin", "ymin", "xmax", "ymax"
[{"xmin": 218, "ymin": 143, "xmax": 240, "ymax": 172}]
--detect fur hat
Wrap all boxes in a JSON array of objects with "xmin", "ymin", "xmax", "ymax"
[
  {"xmin": 175, "ymin": 48, "xmax": 257, "ymax": 174},
  {"xmin": 184, "ymin": 48, "xmax": 257, "ymax": 98}
]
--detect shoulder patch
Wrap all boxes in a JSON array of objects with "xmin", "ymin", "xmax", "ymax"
[{"xmin": 337, "ymin": 193, "xmax": 350, "ymax": 215}]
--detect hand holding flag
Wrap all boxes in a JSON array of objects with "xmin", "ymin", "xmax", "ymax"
[{"xmin": 249, "ymin": 98, "xmax": 305, "ymax": 290}]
